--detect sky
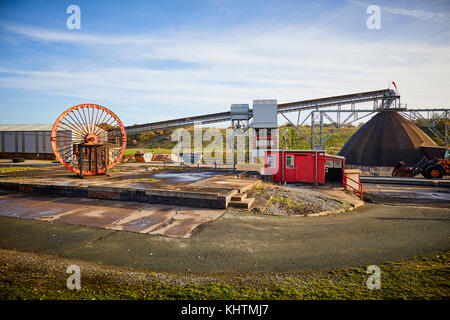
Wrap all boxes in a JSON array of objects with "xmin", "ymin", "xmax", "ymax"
[{"xmin": 0, "ymin": 0, "xmax": 449, "ymax": 126}]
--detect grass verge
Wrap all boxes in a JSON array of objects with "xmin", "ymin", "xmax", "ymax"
[
  {"xmin": 0, "ymin": 249, "xmax": 448, "ymax": 300},
  {"xmin": 0, "ymin": 167, "xmax": 35, "ymax": 173}
]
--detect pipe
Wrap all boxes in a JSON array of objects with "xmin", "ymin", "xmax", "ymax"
[
  {"xmin": 79, "ymin": 145, "xmax": 84, "ymax": 178},
  {"xmin": 315, "ymin": 150, "xmax": 318, "ymax": 185}
]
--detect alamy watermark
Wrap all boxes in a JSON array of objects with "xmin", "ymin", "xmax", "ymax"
[
  {"xmin": 66, "ymin": 264, "xmax": 81, "ymax": 290},
  {"xmin": 170, "ymin": 124, "xmax": 278, "ymax": 166},
  {"xmin": 366, "ymin": 265, "xmax": 381, "ymax": 290},
  {"xmin": 66, "ymin": 5, "xmax": 81, "ymax": 30},
  {"xmin": 366, "ymin": 5, "xmax": 381, "ymax": 30}
]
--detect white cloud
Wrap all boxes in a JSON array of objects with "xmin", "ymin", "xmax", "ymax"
[
  {"xmin": 346, "ymin": 0, "xmax": 448, "ymax": 21},
  {"xmin": 383, "ymin": 6, "xmax": 447, "ymax": 21},
  {"xmin": 0, "ymin": 22, "xmax": 449, "ymax": 125},
  {"xmin": 1, "ymin": 23, "xmax": 163, "ymax": 46}
]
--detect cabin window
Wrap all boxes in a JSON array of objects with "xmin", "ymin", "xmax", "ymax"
[
  {"xmin": 268, "ymin": 155, "xmax": 276, "ymax": 168},
  {"xmin": 286, "ymin": 155, "xmax": 294, "ymax": 169},
  {"xmin": 326, "ymin": 160, "xmax": 343, "ymax": 168},
  {"xmin": 333, "ymin": 160, "xmax": 342, "ymax": 168}
]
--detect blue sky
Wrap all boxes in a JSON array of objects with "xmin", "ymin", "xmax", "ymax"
[{"xmin": 0, "ymin": 0, "xmax": 449, "ymax": 126}]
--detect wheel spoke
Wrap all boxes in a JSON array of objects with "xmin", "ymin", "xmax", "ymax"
[{"xmin": 51, "ymin": 104, "xmax": 126, "ymax": 176}]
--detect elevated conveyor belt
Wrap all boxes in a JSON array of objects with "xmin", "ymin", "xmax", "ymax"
[{"xmin": 125, "ymin": 88, "xmax": 397, "ymax": 134}]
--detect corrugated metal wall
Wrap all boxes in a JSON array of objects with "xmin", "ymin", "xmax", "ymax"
[{"xmin": 0, "ymin": 131, "xmax": 53, "ymax": 154}]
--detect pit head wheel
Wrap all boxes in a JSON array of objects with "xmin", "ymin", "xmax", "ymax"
[{"xmin": 51, "ymin": 104, "xmax": 127, "ymax": 176}]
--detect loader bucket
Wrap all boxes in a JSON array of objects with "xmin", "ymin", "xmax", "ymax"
[{"xmin": 392, "ymin": 161, "xmax": 413, "ymax": 177}]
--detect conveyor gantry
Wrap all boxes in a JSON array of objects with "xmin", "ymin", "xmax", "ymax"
[{"xmin": 125, "ymin": 88, "xmax": 398, "ymax": 135}]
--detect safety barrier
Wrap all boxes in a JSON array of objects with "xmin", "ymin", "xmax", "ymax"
[{"xmin": 343, "ymin": 173, "xmax": 364, "ymax": 200}]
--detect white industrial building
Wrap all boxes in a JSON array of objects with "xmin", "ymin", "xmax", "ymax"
[{"xmin": 0, "ymin": 124, "xmax": 55, "ymax": 160}]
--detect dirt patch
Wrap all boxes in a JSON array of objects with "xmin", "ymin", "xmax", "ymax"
[
  {"xmin": 151, "ymin": 153, "xmax": 172, "ymax": 161},
  {"xmin": 247, "ymin": 183, "xmax": 348, "ymax": 216}
]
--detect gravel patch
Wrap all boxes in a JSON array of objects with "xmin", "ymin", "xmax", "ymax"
[{"xmin": 248, "ymin": 183, "xmax": 347, "ymax": 216}]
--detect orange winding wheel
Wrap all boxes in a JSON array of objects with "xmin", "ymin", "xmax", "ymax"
[{"xmin": 51, "ymin": 104, "xmax": 126, "ymax": 176}]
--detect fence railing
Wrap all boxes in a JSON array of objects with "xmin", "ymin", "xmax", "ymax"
[{"xmin": 343, "ymin": 174, "xmax": 364, "ymax": 200}]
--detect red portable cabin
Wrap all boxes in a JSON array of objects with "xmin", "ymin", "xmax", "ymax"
[{"xmin": 264, "ymin": 150, "xmax": 346, "ymax": 184}]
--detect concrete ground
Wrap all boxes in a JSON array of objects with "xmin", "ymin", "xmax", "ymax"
[
  {"xmin": 363, "ymin": 183, "xmax": 450, "ymax": 207},
  {"xmin": 0, "ymin": 193, "xmax": 224, "ymax": 238},
  {"xmin": 0, "ymin": 164, "xmax": 448, "ymax": 273},
  {"xmin": 361, "ymin": 176, "xmax": 450, "ymax": 188},
  {"xmin": 0, "ymin": 164, "xmax": 259, "ymax": 195},
  {"xmin": 0, "ymin": 198, "xmax": 448, "ymax": 273}
]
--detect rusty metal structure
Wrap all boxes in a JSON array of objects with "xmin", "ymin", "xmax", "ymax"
[{"xmin": 51, "ymin": 104, "xmax": 126, "ymax": 177}]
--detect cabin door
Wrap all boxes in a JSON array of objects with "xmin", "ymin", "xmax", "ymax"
[{"xmin": 294, "ymin": 155, "xmax": 309, "ymax": 182}]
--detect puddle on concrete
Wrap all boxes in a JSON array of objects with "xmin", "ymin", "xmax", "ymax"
[
  {"xmin": 129, "ymin": 171, "xmax": 224, "ymax": 189},
  {"xmin": 128, "ymin": 183, "xmax": 155, "ymax": 190},
  {"xmin": 120, "ymin": 216, "xmax": 167, "ymax": 232},
  {"xmin": 152, "ymin": 171, "xmax": 222, "ymax": 183},
  {"xmin": 52, "ymin": 183, "xmax": 80, "ymax": 187},
  {"xmin": 409, "ymin": 191, "xmax": 450, "ymax": 200},
  {"xmin": 374, "ymin": 191, "xmax": 450, "ymax": 200},
  {"xmin": 27, "ymin": 209, "xmax": 63, "ymax": 218},
  {"xmin": 0, "ymin": 207, "xmax": 63, "ymax": 219}
]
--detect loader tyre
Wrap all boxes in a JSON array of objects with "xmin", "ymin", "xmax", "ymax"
[
  {"xmin": 424, "ymin": 164, "xmax": 444, "ymax": 179},
  {"xmin": 421, "ymin": 165, "xmax": 431, "ymax": 178}
]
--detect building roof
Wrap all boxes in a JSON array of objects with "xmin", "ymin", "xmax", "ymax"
[
  {"xmin": 0, "ymin": 124, "xmax": 53, "ymax": 131},
  {"xmin": 267, "ymin": 150, "xmax": 345, "ymax": 159},
  {"xmin": 338, "ymin": 111, "xmax": 441, "ymax": 166}
]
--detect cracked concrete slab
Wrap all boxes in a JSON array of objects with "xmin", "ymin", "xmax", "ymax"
[
  {"xmin": 148, "ymin": 209, "xmax": 225, "ymax": 238},
  {"xmin": 108, "ymin": 205, "xmax": 177, "ymax": 233},
  {"xmin": 0, "ymin": 193, "xmax": 224, "ymax": 238},
  {"xmin": 0, "ymin": 194, "xmax": 87, "ymax": 219}
]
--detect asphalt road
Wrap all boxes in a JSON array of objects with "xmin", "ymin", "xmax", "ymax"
[{"xmin": 0, "ymin": 201, "xmax": 449, "ymax": 273}]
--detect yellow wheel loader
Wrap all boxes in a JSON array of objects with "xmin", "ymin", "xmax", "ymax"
[{"xmin": 392, "ymin": 150, "xmax": 449, "ymax": 179}]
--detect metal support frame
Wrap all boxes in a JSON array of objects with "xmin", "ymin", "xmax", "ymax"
[
  {"xmin": 231, "ymin": 116, "xmax": 250, "ymax": 166},
  {"xmin": 447, "ymin": 112, "xmax": 449, "ymax": 149},
  {"xmin": 400, "ymin": 109, "xmax": 449, "ymax": 147},
  {"xmin": 301, "ymin": 108, "xmax": 449, "ymax": 151},
  {"xmin": 280, "ymin": 112, "xmax": 312, "ymax": 146},
  {"xmin": 308, "ymin": 109, "xmax": 376, "ymax": 150},
  {"xmin": 79, "ymin": 145, "xmax": 83, "ymax": 178}
]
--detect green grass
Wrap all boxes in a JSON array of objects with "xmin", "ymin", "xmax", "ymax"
[
  {"xmin": 1, "ymin": 251, "xmax": 448, "ymax": 300},
  {"xmin": 269, "ymin": 195, "xmax": 308, "ymax": 212},
  {"xmin": 279, "ymin": 125, "xmax": 359, "ymax": 155},
  {"xmin": 135, "ymin": 178, "xmax": 159, "ymax": 183},
  {"xmin": 0, "ymin": 167, "xmax": 35, "ymax": 173}
]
